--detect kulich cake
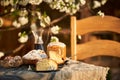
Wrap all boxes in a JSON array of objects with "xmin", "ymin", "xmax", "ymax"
[
  {"xmin": 36, "ymin": 59, "xmax": 58, "ymax": 71},
  {"xmin": 47, "ymin": 37, "xmax": 66, "ymax": 64},
  {"xmin": 0, "ymin": 56, "xmax": 23, "ymax": 68},
  {"xmin": 22, "ymin": 49, "xmax": 48, "ymax": 64}
]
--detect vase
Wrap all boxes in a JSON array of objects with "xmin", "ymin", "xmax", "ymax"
[{"xmin": 32, "ymin": 28, "xmax": 44, "ymax": 50}]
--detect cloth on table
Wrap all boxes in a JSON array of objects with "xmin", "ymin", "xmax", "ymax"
[{"xmin": 0, "ymin": 60, "xmax": 109, "ymax": 80}]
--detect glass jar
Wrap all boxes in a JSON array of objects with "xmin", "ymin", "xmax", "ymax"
[{"xmin": 32, "ymin": 28, "xmax": 44, "ymax": 50}]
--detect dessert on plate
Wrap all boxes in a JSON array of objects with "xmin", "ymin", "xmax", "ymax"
[{"xmin": 22, "ymin": 49, "xmax": 48, "ymax": 64}]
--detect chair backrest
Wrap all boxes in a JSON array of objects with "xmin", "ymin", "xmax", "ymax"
[{"xmin": 71, "ymin": 15, "xmax": 120, "ymax": 60}]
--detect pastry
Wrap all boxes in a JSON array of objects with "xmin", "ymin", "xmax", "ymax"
[
  {"xmin": 36, "ymin": 59, "xmax": 58, "ymax": 71},
  {"xmin": 22, "ymin": 49, "xmax": 48, "ymax": 64},
  {"xmin": 0, "ymin": 56, "xmax": 23, "ymax": 68}
]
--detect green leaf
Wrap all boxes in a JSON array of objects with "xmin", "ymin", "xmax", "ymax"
[{"xmin": 13, "ymin": 0, "xmax": 18, "ymax": 4}]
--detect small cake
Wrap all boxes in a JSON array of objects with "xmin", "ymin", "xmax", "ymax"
[
  {"xmin": 22, "ymin": 49, "xmax": 48, "ymax": 64},
  {"xmin": 0, "ymin": 56, "xmax": 23, "ymax": 68},
  {"xmin": 36, "ymin": 59, "xmax": 58, "ymax": 71}
]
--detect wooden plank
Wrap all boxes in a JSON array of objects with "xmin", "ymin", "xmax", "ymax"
[
  {"xmin": 76, "ymin": 40, "xmax": 120, "ymax": 60},
  {"xmin": 76, "ymin": 16, "xmax": 120, "ymax": 35},
  {"xmin": 71, "ymin": 16, "xmax": 77, "ymax": 60}
]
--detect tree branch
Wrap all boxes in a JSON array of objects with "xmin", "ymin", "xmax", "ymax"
[
  {"xmin": 12, "ymin": 44, "xmax": 25, "ymax": 54},
  {"xmin": 50, "ymin": 13, "xmax": 70, "ymax": 26}
]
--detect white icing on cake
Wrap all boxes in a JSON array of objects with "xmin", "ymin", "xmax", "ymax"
[
  {"xmin": 47, "ymin": 42, "xmax": 66, "ymax": 47},
  {"xmin": 22, "ymin": 49, "xmax": 47, "ymax": 60}
]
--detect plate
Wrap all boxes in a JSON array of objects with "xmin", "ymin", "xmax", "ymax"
[
  {"xmin": 29, "ymin": 65, "xmax": 61, "ymax": 72},
  {"xmin": 35, "ymin": 69, "xmax": 60, "ymax": 72}
]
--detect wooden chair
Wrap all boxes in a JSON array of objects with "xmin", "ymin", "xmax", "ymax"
[{"xmin": 71, "ymin": 15, "xmax": 120, "ymax": 60}]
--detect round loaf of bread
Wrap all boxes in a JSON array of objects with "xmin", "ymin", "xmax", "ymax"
[
  {"xmin": 0, "ymin": 56, "xmax": 23, "ymax": 68},
  {"xmin": 36, "ymin": 59, "xmax": 58, "ymax": 71}
]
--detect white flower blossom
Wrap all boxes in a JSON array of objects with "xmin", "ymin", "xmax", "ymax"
[
  {"xmin": 29, "ymin": 0, "xmax": 43, "ymax": 5},
  {"xmin": 9, "ymin": 0, "xmax": 18, "ymax": 6},
  {"xmin": 0, "ymin": 0, "xmax": 10, "ymax": 6},
  {"xmin": 40, "ymin": 15, "xmax": 51, "ymax": 28},
  {"xmin": 12, "ymin": 20, "xmax": 21, "ymax": 28},
  {"xmin": 18, "ymin": 32, "xmax": 28, "ymax": 43},
  {"xmin": 48, "ymin": 0, "xmax": 85, "ymax": 15},
  {"xmin": 71, "ymin": 8, "xmax": 77, "ymax": 14},
  {"xmin": 66, "ymin": 8, "xmax": 71, "ymax": 14},
  {"xmin": 40, "ymin": 21, "xmax": 46, "ymax": 28},
  {"xmin": 43, "ymin": 0, "xmax": 53, "ymax": 3},
  {"xmin": 93, "ymin": 1, "xmax": 101, "ymax": 9},
  {"xmin": 60, "ymin": 7, "xmax": 67, "ymax": 12},
  {"xmin": 51, "ymin": 25, "xmax": 61, "ymax": 34},
  {"xmin": 36, "ymin": 11, "xmax": 42, "ymax": 20},
  {"xmin": 80, "ymin": 0, "xmax": 86, "ymax": 6},
  {"xmin": 98, "ymin": 11, "xmax": 105, "ymax": 18},
  {"xmin": 18, "ymin": 35, "xmax": 28, "ymax": 43},
  {"xmin": 0, "ymin": 51, "xmax": 4, "ymax": 58},
  {"xmin": 19, "ymin": 0, "xmax": 29, "ymax": 6},
  {"xmin": 18, "ymin": 17, "xmax": 28, "ymax": 25},
  {"xmin": 44, "ymin": 16, "xmax": 51, "ymax": 25},
  {"xmin": 19, "ymin": 9, "xmax": 28, "ymax": 17},
  {"xmin": 10, "ymin": 8, "xmax": 15, "ymax": 12},
  {"xmin": 65, "ymin": 0, "xmax": 69, "ymax": 3},
  {"xmin": 101, "ymin": 0, "xmax": 107, "ymax": 5},
  {"xmin": 16, "ymin": 23, "xmax": 21, "ymax": 28}
]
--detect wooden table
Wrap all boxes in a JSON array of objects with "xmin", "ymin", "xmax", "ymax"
[{"xmin": 0, "ymin": 60, "xmax": 109, "ymax": 80}]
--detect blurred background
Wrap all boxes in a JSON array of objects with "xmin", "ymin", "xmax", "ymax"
[{"xmin": 0, "ymin": 0, "xmax": 120, "ymax": 80}]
